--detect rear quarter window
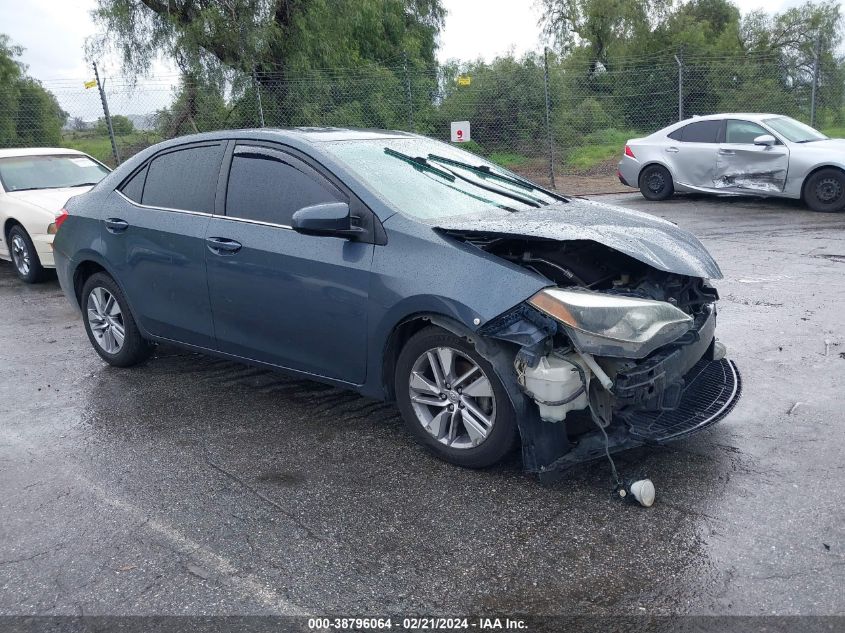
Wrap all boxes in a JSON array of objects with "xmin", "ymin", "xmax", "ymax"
[
  {"xmin": 141, "ymin": 144, "xmax": 225, "ymax": 212},
  {"xmin": 668, "ymin": 120, "xmax": 721, "ymax": 143}
]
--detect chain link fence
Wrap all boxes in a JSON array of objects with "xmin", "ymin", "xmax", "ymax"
[{"xmin": 3, "ymin": 47, "xmax": 842, "ymax": 194}]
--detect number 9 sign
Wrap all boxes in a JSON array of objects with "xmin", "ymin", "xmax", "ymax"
[{"xmin": 450, "ymin": 121, "xmax": 471, "ymax": 143}]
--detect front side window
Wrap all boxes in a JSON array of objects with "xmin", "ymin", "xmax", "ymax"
[
  {"xmin": 0, "ymin": 154, "xmax": 109, "ymax": 192},
  {"xmin": 763, "ymin": 116, "xmax": 827, "ymax": 143},
  {"xmin": 141, "ymin": 144, "xmax": 224, "ymax": 213},
  {"xmin": 725, "ymin": 120, "xmax": 771, "ymax": 144},
  {"xmin": 225, "ymin": 147, "xmax": 343, "ymax": 226},
  {"xmin": 669, "ymin": 120, "xmax": 721, "ymax": 143}
]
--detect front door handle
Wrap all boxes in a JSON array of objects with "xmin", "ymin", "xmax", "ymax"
[
  {"xmin": 718, "ymin": 149, "xmax": 736, "ymax": 156},
  {"xmin": 206, "ymin": 237, "xmax": 242, "ymax": 255},
  {"xmin": 665, "ymin": 146, "xmax": 679, "ymax": 153},
  {"xmin": 104, "ymin": 218, "xmax": 129, "ymax": 234}
]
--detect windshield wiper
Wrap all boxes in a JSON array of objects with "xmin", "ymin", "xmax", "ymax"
[
  {"xmin": 432, "ymin": 162, "xmax": 541, "ymax": 208},
  {"xmin": 383, "ymin": 148, "xmax": 455, "ymax": 181},
  {"xmin": 67, "ymin": 182, "xmax": 100, "ymax": 187},
  {"xmin": 426, "ymin": 154, "xmax": 568, "ymax": 203},
  {"xmin": 383, "ymin": 147, "xmax": 523, "ymax": 212}
]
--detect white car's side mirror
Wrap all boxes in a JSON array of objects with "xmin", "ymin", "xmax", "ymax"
[{"xmin": 754, "ymin": 134, "xmax": 777, "ymax": 147}]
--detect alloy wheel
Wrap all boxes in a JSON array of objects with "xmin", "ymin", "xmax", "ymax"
[
  {"xmin": 86, "ymin": 287, "xmax": 125, "ymax": 354},
  {"xmin": 408, "ymin": 346, "xmax": 496, "ymax": 449},
  {"xmin": 10, "ymin": 234, "xmax": 31, "ymax": 276}
]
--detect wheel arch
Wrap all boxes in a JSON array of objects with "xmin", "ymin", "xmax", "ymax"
[
  {"xmin": 380, "ymin": 312, "xmax": 478, "ymax": 402},
  {"xmin": 637, "ymin": 160, "xmax": 676, "ymax": 187},
  {"xmin": 70, "ymin": 256, "xmax": 147, "ymax": 337},
  {"xmin": 800, "ymin": 164, "xmax": 845, "ymax": 201}
]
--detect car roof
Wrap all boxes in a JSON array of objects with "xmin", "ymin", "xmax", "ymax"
[
  {"xmin": 675, "ymin": 113, "xmax": 781, "ymax": 124},
  {"xmin": 0, "ymin": 147, "xmax": 87, "ymax": 159}
]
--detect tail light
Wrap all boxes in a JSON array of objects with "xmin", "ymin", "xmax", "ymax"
[
  {"xmin": 624, "ymin": 145, "xmax": 636, "ymax": 159},
  {"xmin": 49, "ymin": 208, "xmax": 69, "ymax": 235}
]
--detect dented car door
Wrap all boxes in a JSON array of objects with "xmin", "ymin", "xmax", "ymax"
[
  {"xmin": 714, "ymin": 119, "xmax": 789, "ymax": 193},
  {"xmin": 665, "ymin": 119, "xmax": 723, "ymax": 190}
]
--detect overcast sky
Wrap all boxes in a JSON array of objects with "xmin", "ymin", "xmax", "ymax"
[{"xmin": 0, "ymin": 0, "xmax": 798, "ymax": 118}]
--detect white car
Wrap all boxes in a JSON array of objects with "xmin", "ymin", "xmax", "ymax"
[
  {"xmin": 618, "ymin": 113, "xmax": 845, "ymax": 212},
  {"xmin": 0, "ymin": 148, "xmax": 110, "ymax": 283}
]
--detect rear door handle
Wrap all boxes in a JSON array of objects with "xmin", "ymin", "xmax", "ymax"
[
  {"xmin": 718, "ymin": 149, "xmax": 736, "ymax": 156},
  {"xmin": 206, "ymin": 237, "xmax": 242, "ymax": 255},
  {"xmin": 104, "ymin": 218, "xmax": 129, "ymax": 233},
  {"xmin": 665, "ymin": 146, "xmax": 679, "ymax": 153}
]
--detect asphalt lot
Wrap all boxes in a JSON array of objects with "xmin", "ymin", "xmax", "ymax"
[{"xmin": 1, "ymin": 192, "xmax": 844, "ymax": 619}]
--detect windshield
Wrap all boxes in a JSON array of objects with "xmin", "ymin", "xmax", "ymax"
[
  {"xmin": 322, "ymin": 137, "xmax": 560, "ymax": 219},
  {"xmin": 0, "ymin": 154, "xmax": 110, "ymax": 192},
  {"xmin": 763, "ymin": 117, "xmax": 828, "ymax": 143}
]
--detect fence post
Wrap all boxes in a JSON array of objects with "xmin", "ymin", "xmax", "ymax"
[
  {"xmin": 810, "ymin": 32, "xmax": 820, "ymax": 127},
  {"xmin": 674, "ymin": 51, "xmax": 683, "ymax": 121},
  {"xmin": 543, "ymin": 48, "xmax": 556, "ymax": 190},
  {"xmin": 403, "ymin": 50, "xmax": 414, "ymax": 131},
  {"xmin": 93, "ymin": 62, "xmax": 120, "ymax": 165},
  {"xmin": 253, "ymin": 71, "xmax": 266, "ymax": 127}
]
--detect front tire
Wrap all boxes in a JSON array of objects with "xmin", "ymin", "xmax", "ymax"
[
  {"xmin": 394, "ymin": 326, "xmax": 517, "ymax": 468},
  {"xmin": 639, "ymin": 164, "xmax": 674, "ymax": 201},
  {"xmin": 81, "ymin": 272, "xmax": 154, "ymax": 367},
  {"xmin": 804, "ymin": 168, "xmax": 845, "ymax": 212},
  {"xmin": 8, "ymin": 225, "xmax": 47, "ymax": 283}
]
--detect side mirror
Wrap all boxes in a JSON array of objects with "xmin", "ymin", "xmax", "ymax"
[
  {"xmin": 754, "ymin": 134, "xmax": 776, "ymax": 147},
  {"xmin": 291, "ymin": 202, "xmax": 363, "ymax": 239}
]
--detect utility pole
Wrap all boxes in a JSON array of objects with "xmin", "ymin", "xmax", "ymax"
[
  {"xmin": 93, "ymin": 62, "xmax": 120, "ymax": 165},
  {"xmin": 810, "ymin": 32, "xmax": 821, "ymax": 127},
  {"xmin": 674, "ymin": 50, "xmax": 683, "ymax": 122},
  {"xmin": 543, "ymin": 47, "xmax": 556, "ymax": 190}
]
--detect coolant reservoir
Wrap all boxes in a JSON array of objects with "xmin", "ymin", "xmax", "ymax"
[{"xmin": 522, "ymin": 353, "xmax": 590, "ymax": 422}]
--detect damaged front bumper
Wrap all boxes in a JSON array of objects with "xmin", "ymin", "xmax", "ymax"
[{"xmin": 480, "ymin": 301, "xmax": 742, "ymax": 482}]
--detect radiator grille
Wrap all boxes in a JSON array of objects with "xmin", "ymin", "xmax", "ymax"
[{"xmin": 623, "ymin": 358, "xmax": 741, "ymax": 442}]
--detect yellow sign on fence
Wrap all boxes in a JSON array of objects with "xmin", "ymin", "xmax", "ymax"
[
  {"xmin": 83, "ymin": 80, "xmax": 97, "ymax": 89},
  {"xmin": 457, "ymin": 76, "xmax": 471, "ymax": 86}
]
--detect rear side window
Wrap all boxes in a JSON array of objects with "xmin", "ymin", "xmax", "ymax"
[
  {"xmin": 141, "ymin": 144, "xmax": 225, "ymax": 213},
  {"xmin": 120, "ymin": 165, "xmax": 147, "ymax": 202},
  {"xmin": 225, "ymin": 148, "xmax": 342, "ymax": 226},
  {"xmin": 725, "ymin": 120, "xmax": 770, "ymax": 144},
  {"xmin": 668, "ymin": 120, "xmax": 721, "ymax": 143}
]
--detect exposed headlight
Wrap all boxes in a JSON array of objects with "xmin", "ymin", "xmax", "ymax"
[{"xmin": 528, "ymin": 287, "xmax": 693, "ymax": 358}]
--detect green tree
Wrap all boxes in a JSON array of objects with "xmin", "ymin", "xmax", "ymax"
[
  {"xmin": 0, "ymin": 34, "xmax": 68, "ymax": 146},
  {"xmin": 0, "ymin": 34, "xmax": 23, "ymax": 145},
  {"xmin": 96, "ymin": 114, "xmax": 136, "ymax": 136}
]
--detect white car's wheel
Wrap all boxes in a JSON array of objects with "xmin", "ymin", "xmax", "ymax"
[
  {"xmin": 639, "ymin": 165, "xmax": 674, "ymax": 201},
  {"xmin": 804, "ymin": 168, "xmax": 845, "ymax": 213},
  {"xmin": 7, "ymin": 225, "xmax": 47, "ymax": 284}
]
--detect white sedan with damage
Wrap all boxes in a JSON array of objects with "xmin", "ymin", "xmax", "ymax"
[
  {"xmin": 0, "ymin": 148, "xmax": 110, "ymax": 283},
  {"xmin": 618, "ymin": 113, "xmax": 845, "ymax": 212}
]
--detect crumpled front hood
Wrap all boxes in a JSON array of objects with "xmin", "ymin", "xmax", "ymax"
[
  {"xmin": 431, "ymin": 198, "xmax": 723, "ymax": 279},
  {"xmin": 5, "ymin": 186, "xmax": 93, "ymax": 213}
]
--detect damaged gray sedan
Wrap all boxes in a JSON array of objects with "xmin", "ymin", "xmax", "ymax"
[
  {"xmin": 54, "ymin": 128, "xmax": 740, "ymax": 485},
  {"xmin": 619, "ymin": 113, "xmax": 845, "ymax": 212}
]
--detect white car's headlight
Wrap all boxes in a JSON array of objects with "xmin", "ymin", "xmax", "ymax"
[{"xmin": 528, "ymin": 287, "xmax": 693, "ymax": 358}]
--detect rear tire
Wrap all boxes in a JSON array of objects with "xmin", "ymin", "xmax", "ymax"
[
  {"xmin": 803, "ymin": 168, "xmax": 845, "ymax": 212},
  {"xmin": 639, "ymin": 164, "xmax": 674, "ymax": 201},
  {"xmin": 7, "ymin": 225, "xmax": 47, "ymax": 283},
  {"xmin": 81, "ymin": 272, "xmax": 154, "ymax": 367},
  {"xmin": 394, "ymin": 326, "xmax": 517, "ymax": 468}
]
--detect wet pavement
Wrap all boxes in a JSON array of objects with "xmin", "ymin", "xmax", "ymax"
[{"xmin": 1, "ymin": 193, "xmax": 843, "ymax": 617}]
